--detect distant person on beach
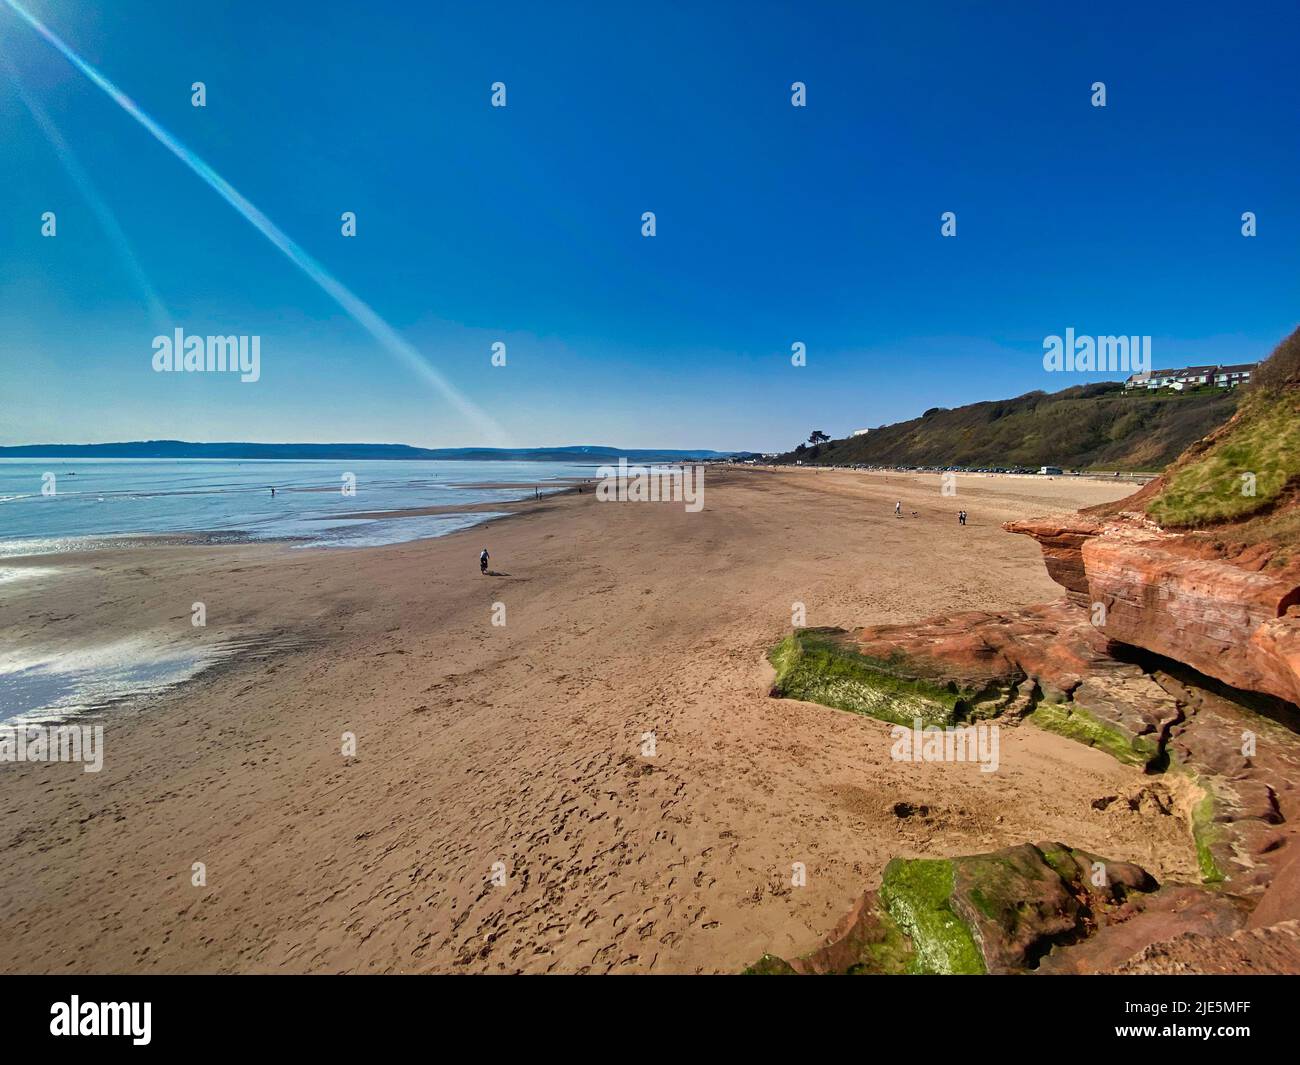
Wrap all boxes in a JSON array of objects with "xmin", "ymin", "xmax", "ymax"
[
  {"xmin": 895, "ymin": 501, "xmax": 901, "ymax": 517},
  {"xmin": 958, "ymin": 510, "xmax": 967, "ymax": 525},
  {"xmin": 270, "ymin": 487, "xmax": 275, "ymax": 497},
  {"xmin": 479, "ymin": 548, "xmax": 489, "ymax": 575}
]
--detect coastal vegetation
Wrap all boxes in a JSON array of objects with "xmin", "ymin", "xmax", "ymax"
[
  {"xmin": 1147, "ymin": 328, "xmax": 1300, "ymax": 528},
  {"xmin": 779, "ymin": 381, "xmax": 1239, "ymax": 472}
]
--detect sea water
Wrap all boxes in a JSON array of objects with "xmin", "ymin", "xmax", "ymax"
[{"xmin": 0, "ymin": 458, "xmax": 588, "ymax": 556}]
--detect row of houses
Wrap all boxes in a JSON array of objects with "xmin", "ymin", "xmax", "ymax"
[{"xmin": 1124, "ymin": 363, "xmax": 1256, "ymax": 390}]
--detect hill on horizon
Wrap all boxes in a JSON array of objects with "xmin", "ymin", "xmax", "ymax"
[
  {"xmin": 0, "ymin": 442, "xmax": 742, "ymax": 464},
  {"xmin": 778, "ymin": 382, "xmax": 1241, "ymax": 472}
]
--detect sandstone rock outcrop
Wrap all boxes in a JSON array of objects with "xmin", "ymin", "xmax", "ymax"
[
  {"xmin": 748, "ymin": 843, "xmax": 1160, "ymax": 976},
  {"xmin": 1106, "ymin": 919, "xmax": 1300, "ymax": 975},
  {"xmin": 770, "ymin": 606, "xmax": 1181, "ymax": 767},
  {"xmin": 1008, "ymin": 517, "xmax": 1300, "ymax": 706},
  {"xmin": 761, "ymin": 608, "xmax": 1300, "ymax": 973}
]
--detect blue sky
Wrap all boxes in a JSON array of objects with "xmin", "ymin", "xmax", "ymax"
[{"xmin": 1, "ymin": 0, "xmax": 1297, "ymax": 452}]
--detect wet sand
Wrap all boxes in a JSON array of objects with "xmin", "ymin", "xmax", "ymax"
[{"xmin": 0, "ymin": 467, "xmax": 1200, "ymax": 973}]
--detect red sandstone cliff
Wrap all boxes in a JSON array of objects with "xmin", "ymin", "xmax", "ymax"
[{"xmin": 1006, "ymin": 515, "xmax": 1300, "ymax": 705}]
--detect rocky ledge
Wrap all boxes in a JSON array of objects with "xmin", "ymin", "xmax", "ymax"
[
  {"xmin": 759, "ymin": 606, "xmax": 1300, "ymax": 973},
  {"xmin": 747, "ymin": 841, "xmax": 1211, "ymax": 975},
  {"xmin": 1007, "ymin": 516, "xmax": 1300, "ymax": 707}
]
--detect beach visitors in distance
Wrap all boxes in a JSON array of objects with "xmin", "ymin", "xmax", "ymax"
[
  {"xmin": 480, "ymin": 548, "xmax": 489, "ymax": 575},
  {"xmin": 958, "ymin": 510, "xmax": 967, "ymax": 525},
  {"xmin": 894, "ymin": 500, "xmax": 901, "ymax": 516}
]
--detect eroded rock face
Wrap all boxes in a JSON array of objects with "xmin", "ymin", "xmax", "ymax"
[
  {"xmin": 747, "ymin": 843, "xmax": 1160, "ymax": 976},
  {"xmin": 1249, "ymin": 613, "xmax": 1300, "ymax": 709},
  {"xmin": 1154, "ymin": 671, "xmax": 1299, "ymax": 893},
  {"xmin": 849, "ymin": 601, "xmax": 1105, "ymax": 696},
  {"xmin": 1008, "ymin": 518, "xmax": 1300, "ymax": 706},
  {"xmin": 1003, "ymin": 517, "xmax": 1102, "ymax": 604},
  {"xmin": 1105, "ymin": 919, "xmax": 1300, "ymax": 975},
  {"xmin": 948, "ymin": 843, "xmax": 1153, "ymax": 974},
  {"xmin": 1035, "ymin": 883, "xmax": 1250, "ymax": 974}
]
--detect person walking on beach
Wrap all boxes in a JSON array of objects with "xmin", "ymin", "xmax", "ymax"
[
  {"xmin": 479, "ymin": 548, "xmax": 489, "ymax": 575},
  {"xmin": 895, "ymin": 500, "xmax": 901, "ymax": 517}
]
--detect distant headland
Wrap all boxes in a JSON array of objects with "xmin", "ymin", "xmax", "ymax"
[{"xmin": 0, "ymin": 441, "xmax": 751, "ymax": 464}]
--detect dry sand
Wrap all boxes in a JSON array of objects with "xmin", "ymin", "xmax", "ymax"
[{"xmin": 0, "ymin": 468, "xmax": 1200, "ymax": 973}]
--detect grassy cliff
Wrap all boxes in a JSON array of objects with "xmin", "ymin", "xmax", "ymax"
[
  {"xmin": 781, "ymin": 381, "xmax": 1239, "ymax": 472},
  {"xmin": 1145, "ymin": 328, "xmax": 1300, "ymax": 528}
]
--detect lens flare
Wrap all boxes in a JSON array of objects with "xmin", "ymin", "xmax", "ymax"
[
  {"xmin": 2, "ymin": 0, "xmax": 509, "ymax": 445},
  {"xmin": 1, "ymin": 53, "xmax": 170, "ymax": 332}
]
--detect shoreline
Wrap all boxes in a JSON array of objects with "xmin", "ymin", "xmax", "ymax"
[
  {"xmin": 0, "ymin": 468, "xmax": 1202, "ymax": 973},
  {"xmin": 0, "ymin": 489, "xmax": 590, "ymax": 726},
  {"xmin": 0, "ymin": 483, "xmax": 589, "ymax": 563},
  {"xmin": 0, "ymin": 466, "xmax": 1144, "ymax": 566}
]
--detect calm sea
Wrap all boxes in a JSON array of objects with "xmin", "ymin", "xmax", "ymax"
[{"xmin": 0, "ymin": 458, "xmax": 590, "ymax": 557}]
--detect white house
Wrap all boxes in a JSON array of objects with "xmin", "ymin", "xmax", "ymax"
[
  {"xmin": 1125, "ymin": 367, "xmax": 1179, "ymax": 389},
  {"xmin": 851, "ymin": 428, "xmax": 871, "ymax": 437},
  {"xmin": 1124, "ymin": 363, "xmax": 1257, "ymax": 390}
]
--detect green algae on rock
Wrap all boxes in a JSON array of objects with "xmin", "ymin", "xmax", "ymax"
[
  {"xmin": 768, "ymin": 628, "xmax": 974, "ymax": 728},
  {"xmin": 748, "ymin": 842, "xmax": 1158, "ymax": 975},
  {"xmin": 879, "ymin": 856, "xmax": 986, "ymax": 974},
  {"xmin": 1026, "ymin": 698, "xmax": 1161, "ymax": 768},
  {"xmin": 1189, "ymin": 784, "xmax": 1228, "ymax": 885}
]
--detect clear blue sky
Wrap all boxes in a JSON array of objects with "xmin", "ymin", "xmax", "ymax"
[{"xmin": 1, "ymin": 0, "xmax": 1296, "ymax": 452}]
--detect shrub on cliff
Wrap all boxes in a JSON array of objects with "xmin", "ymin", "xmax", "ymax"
[
  {"xmin": 1250, "ymin": 325, "xmax": 1300, "ymax": 393},
  {"xmin": 1147, "ymin": 327, "xmax": 1300, "ymax": 528}
]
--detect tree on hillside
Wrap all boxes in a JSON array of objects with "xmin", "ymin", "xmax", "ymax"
[
  {"xmin": 1252, "ymin": 326, "xmax": 1300, "ymax": 391},
  {"xmin": 808, "ymin": 430, "xmax": 830, "ymax": 444}
]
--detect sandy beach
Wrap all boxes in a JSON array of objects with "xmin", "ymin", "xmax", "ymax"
[{"xmin": 0, "ymin": 468, "xmax": 1202, "ymax": 973}]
